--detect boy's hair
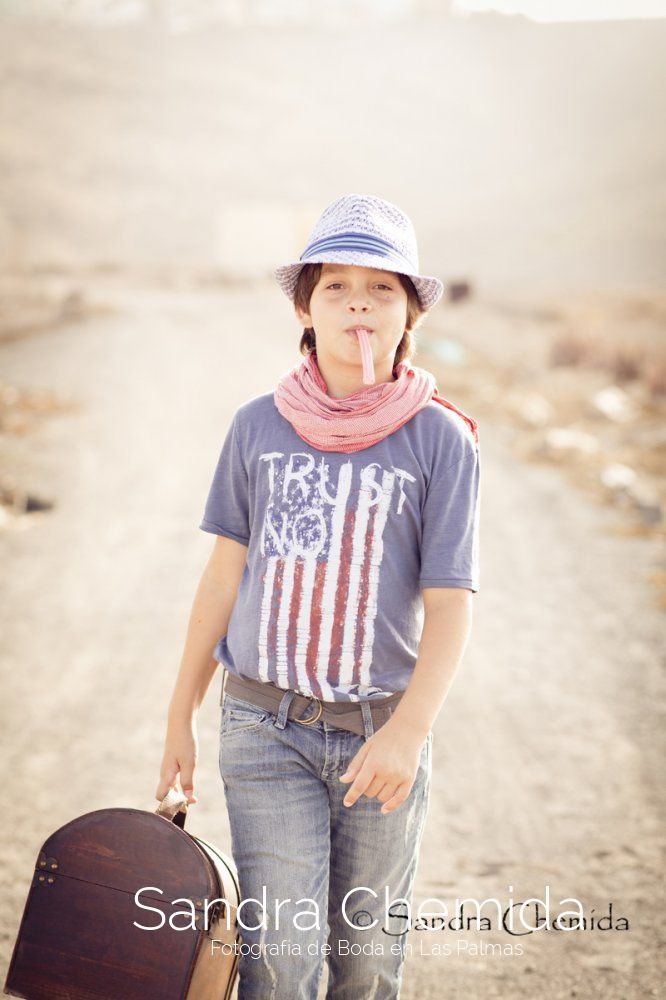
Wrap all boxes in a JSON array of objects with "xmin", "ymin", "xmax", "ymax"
[{"xmin": 294, "ymin": 263, "xmax": 426, "ymax": 366}]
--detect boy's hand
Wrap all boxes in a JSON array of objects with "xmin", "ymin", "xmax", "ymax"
[
  {"xmin": 339, "ymin": 718, "xmax": 427, "ymax": 815},
  {"xmin": 155, "ymin": 717, "xmax": 199, "ymax": 806}
]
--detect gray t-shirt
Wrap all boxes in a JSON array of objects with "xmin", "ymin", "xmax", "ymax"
[{"xmin": 200, "ymin": 391, "xmax": 480, "ymax": 703}]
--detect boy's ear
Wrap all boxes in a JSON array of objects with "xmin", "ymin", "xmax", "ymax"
[
  {"xmin": 408, "ymin": 310, "xmax": 428, "ymax": 333},
  {"xmin": 295, "ymin": 305, "xmax": 312, "ymax": 327}
]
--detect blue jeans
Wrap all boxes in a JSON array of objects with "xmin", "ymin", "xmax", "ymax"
[{"xmin": 218, "ymin": 689, "xmax": 432, "ymax": 1000}]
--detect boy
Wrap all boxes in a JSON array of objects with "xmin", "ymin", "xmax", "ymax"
[{"xmin": 157, "ymin": 193, "xmax": 480, "ymax": 998}]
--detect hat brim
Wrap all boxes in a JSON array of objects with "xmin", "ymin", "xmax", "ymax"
[{"xmin": 274, "ymin": 252, "xmax": 444, "ymax": 312}]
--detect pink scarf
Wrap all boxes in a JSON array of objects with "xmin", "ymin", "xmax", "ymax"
[{"xmin": 274, "ymin": 351, "xmax": 478, "ymax": 454}]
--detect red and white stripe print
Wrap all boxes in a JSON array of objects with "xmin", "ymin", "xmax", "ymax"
[{"xmin": 256, "ymin": 451, "xmax": 413, "ymax": 701}]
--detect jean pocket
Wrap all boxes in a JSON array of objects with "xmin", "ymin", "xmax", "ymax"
[{"xmin": 220, "ymin": 696, "xmax": 273, "ymax": 739}]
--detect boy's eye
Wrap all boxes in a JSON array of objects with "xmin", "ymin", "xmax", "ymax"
[{"xmin": 325, "ymin": 283, "xmax": 393, "ymax": 291}]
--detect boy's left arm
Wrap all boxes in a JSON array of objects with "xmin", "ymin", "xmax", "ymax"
[{"xmin": 339, "ymin": 587, "xmax": 473, "ymax": 814}]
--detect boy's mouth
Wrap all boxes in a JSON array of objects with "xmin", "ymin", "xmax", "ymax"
[{"xmin": 345, "ymin": 325, "xmax": 374, "ymax": 335}]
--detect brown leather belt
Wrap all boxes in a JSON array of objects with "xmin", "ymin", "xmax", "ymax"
[{"xmin": 222, "ymin": 670, "xmax": 404, "ymax": 738}]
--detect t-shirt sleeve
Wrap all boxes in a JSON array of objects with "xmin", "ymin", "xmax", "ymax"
[
  {"xmin": 199, "ymin": 412, "xmax": 251, "ymax": 545},
  {"xmin": 419, "ymin": 441, "xmax": 481, "ymax": 593}
]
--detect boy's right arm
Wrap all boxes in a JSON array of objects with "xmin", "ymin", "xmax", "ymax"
[{"xmin": 155, "ymin": 534, "xmax": 247, "ymax": 804}]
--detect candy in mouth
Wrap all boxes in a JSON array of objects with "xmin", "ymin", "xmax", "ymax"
[{"xmin": 354, "ymin": 328, "xmax": 375, "ymax": 385}]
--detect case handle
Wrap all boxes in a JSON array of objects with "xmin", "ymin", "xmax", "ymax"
[{"xmin": 155, "ymin": 786, "xmax": 188, "ymax": 829}]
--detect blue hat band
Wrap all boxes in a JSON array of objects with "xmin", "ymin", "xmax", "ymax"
[{"xmin": 300, "ymin": 231, "xmax": 414, "ymax": 272}]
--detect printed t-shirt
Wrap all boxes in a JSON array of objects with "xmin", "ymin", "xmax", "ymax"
[{"xmin": 200, "ymin": 391, "xmax": 480, "ymax": 703}]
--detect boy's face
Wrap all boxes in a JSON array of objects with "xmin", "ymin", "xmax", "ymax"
[{"xmin": 295, "ymin": 263, "xmax": 409, "ymax": 375}]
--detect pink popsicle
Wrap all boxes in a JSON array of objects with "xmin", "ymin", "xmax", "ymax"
[{"xmin": 355, "ymin": 328, "xmax": 375, "ymax": 385}]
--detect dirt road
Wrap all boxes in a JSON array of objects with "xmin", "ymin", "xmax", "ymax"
[{"xmin": 1, "ymin": 281, "xmax": 663, "ymax": 998}]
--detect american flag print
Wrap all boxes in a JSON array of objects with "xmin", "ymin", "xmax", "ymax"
[{"xmin": 256, "ymin": 450, "xmax": 416, "ymax": 701}]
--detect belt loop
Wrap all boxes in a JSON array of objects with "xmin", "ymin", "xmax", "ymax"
[
  {"xmin": 275, "ymin": 690, "xmax": 296, "ymax": 730},
  {"xmin": 360, "ymin": 699, "xmax": 375, "ymax": 740}
]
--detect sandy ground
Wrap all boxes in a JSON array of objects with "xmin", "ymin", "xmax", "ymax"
[{"xmin": 0, "ymin": 279, "xmax": 664, "ymax": 998}]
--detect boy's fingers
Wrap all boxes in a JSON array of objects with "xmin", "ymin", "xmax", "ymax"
[
  {"xmin": 156, "ymin": 762, "xmax": 197, "ymax": 805},
  {"xmin": 179, "ymin": 769, "xmax": 197, "ymax": 803},
  {"xmin": 155, "ymin": 767, "xmax": 179, "ymax": 802},
  {"xmin": 339, "ymin": 743, "xmax": 370, "ymax": 783},
  {"xmin": 343, "ymin": 763, "xmax": 374, "ymax": 807},
  {"xmin": 380, "ymin": 783, "xmax": 410, "ymax": 815},
  {"xmin": 364, "ymin": 775, "xmax": 386, "ymax": 799},
  {"xmin": 377, "ymin": 783, "xmax": 394, "ymax": 803}
]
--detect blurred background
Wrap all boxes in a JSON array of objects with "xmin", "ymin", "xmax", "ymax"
[{"xmin": 1, "ymin": 2, "xmax": 664, "ymax": 998}]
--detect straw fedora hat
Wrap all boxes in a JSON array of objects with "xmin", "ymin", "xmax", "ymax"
[{"xmin": 274, "ymin": 193, "xmax": 444, "ymax": 312}]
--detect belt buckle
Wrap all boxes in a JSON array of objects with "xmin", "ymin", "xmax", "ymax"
[{"xmin": 293, "ymin": 694, "xmax": 323, "ymax": 726}]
